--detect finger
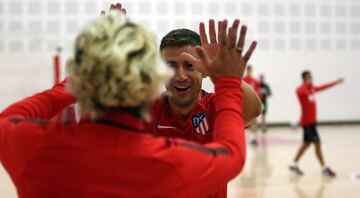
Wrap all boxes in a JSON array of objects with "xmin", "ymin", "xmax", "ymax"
[
  {"xmin": 181, "ymin": 52, "xmax": 209, "ymax": 75},
  {"xmin": 243, "ymin": 41, "xmax": 257, "ymax": 63},
  {"xmin": 209, "ymin": 19, "xmax": 217, "ymax": 44},
  {"xmin": 219, "ymin": 20, "xmax": 228, "ymax": 47},
  {"xmin": 227, "ymin": 19, "xmax": 240, "ymax": 48},
  {"xmin": 194, "ymin": 46, "xmax": 211, "ymax": 68},
  {"xmin": 223, "ymin": 20, "xmax": 228, "ymax": 38},
  {"xmin": 115, "ymin": 3, "xmax": 122, "ymax": 9},
  {"xmin": 217, "ymin": 21, "xmax": 222, "ymax": 45},
  {"xmin": 100, "ymin": 10, "xmax": 106, "ymax": 15},
  {"xmin": 237, "ymin": 25, "xmax": 247, "ymax": 49},
  {"xmin": 199, "ymin": 22, "xmax": 209, "ymax": 45}
]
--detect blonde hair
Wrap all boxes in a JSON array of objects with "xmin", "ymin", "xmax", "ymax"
[{"xmin": 67, "ymin": 11, "xmax": 171, "ymax": 120}]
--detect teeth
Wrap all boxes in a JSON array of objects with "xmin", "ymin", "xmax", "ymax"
[{"xmin": 175, "ymin": 86, "xmax": 188, "ymax": 89}]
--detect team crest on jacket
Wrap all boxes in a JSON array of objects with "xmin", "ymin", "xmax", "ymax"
[{"xmin": 192, "ymin": 112, "xmax": 209, "ymax": 135}]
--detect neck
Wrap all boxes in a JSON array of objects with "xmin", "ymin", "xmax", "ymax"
[{"xmin": 168, "ymin": 96, "xmax": 200, "ymax": 117}]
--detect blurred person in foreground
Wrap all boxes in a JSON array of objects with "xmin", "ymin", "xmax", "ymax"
[
  {"xmin": 97, "ymin": 4, "xmax": 259, "ymax": 198},
  {"xmin": 289, "ymin": 70, "xmax": 344, "ymax": 177},
  {"xmin": 0, "ymin": 11, "xmax": 249, "ymax": 197}
]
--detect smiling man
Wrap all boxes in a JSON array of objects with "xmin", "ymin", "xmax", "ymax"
[
  {"xmin": 147, "ymin": 27, "xmax": 260, "ymax": 146},
  {"xmin": 145, "ymin": 21, "xmax": 259, "ymax": 198}
]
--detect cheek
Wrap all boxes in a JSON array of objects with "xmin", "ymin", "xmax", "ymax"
[
  {"xmin": 188, "ymin": 73, "xmax": 203, "ymax": 86},
  {"xmin": 165, "ymin": 82, "xmax": 172, "ymax": 90},
  {"xmin": 165, "ymin": 77, "xmax": 176, "ymax": 90}
]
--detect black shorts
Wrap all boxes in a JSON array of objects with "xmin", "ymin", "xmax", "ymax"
[{"xmin": 302, "ymin": 124, "xmax": 320, "ymax": 143}]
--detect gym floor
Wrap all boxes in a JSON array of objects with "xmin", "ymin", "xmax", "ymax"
[{"xmin": 1, "ymin": 125, "xmax": 359, "ymax": 198}]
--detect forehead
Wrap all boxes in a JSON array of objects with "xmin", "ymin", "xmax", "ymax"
[{"xmin": 161, "ymin": 45, "xmax": 197, "ymax": 61}]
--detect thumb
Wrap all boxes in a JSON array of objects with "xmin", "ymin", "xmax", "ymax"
[{"xmin": 181, "ymin": 52, "xmax": 209, "ymax": 76}]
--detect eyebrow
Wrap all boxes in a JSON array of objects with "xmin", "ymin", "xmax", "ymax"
[{"xmin": 166, "ymin": 61, "xmax": 177, "ymax": 64}]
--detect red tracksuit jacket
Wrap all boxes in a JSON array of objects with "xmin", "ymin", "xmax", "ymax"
[
  {"xmin": 297, "ymin": 81, "xmax": 339, "ymax": 125},
  {"xmin": 0, "ymin": 77, "xmax": 246, "ymax": 198}
]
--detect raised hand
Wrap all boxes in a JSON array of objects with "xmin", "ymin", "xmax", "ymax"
[
  {"xmin": 191, "ymin": 19, "xmax": 257, "ymax": 81},
  {"xmin": 336, "ymin": 78, "xmax": 344, "ymax": 84},
  {"xmin": 182, "ymin": 19, "xmax": 256, "ymax": 78},
  {"xmin": 100, "ymin": 3, "xmax": 127, "ymax": 15},
  {"xmin": 182, "ymin": 20, "xmax": 256, "ymax": 79}
]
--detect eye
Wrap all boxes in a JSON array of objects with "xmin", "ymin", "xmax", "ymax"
[
  {"xmin": 166, "ymin": 62, "xmax": 176, "ymax": 68},
  {"xmin": 184, "ymin": 63, "xmax": 194, "ymax": 70}
]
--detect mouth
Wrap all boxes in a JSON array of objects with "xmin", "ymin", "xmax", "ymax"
[{"xmin": 174, "ymin": 85, "xmax": 191, "ymax": 94}]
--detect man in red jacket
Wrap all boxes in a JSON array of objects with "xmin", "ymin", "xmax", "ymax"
[
  {"xmin": 0, "ymin": 11, "xmax": 250, "ymax": 198},
  {"xmin": 289, "ymin": 70, "xmax": 343, "ymax": 177}
]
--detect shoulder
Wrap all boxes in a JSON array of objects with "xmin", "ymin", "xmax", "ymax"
[
  {"xmin": 296, "ymin": 84, "xmax": 308, "ymax": 95},
  {"xmin": 150, "ymin": 96, "xmax": 167, "ymax": 115},
  {"xmin": 199, "ymin": 91, "xmax": 215, "ymax": 106}
]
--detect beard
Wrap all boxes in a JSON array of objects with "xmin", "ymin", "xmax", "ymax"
[{"xmin": 170, "ymin": 91, "xmax": 198, "ymax": 107}]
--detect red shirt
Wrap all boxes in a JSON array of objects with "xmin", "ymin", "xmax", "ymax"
[
  {"xmin": 0, "ymin": 77, "xmax": 246, "ymax": 198},
  {"xmin": 243, "ymin": 76, "xmax": 262, "ymax": 100},
  {"xmin": 147, "ymin": 91, "xmax": 227, "ymax": 198},
  {"xmin": 148, "ymin": 90, "xmax": 215, "ymax": 144},
  {"xmin": 296, "ymin": 81, "xmax": 339, "ymax": 125}
]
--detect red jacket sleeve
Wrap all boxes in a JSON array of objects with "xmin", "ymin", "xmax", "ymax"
[
  {"xmin": 0, "ymin": 80, "xmax": 76, "ymax": 120},
  {"xmin": 314, "ymin": 81, "xmax": 339, "ymax": 92},
  {"xmin": 164, "ymin": 76, "xmax": 245, "ymax": 197},
  {"xmin": 0, "ymin": 80, "xmax": 76, "ymax": 174}
]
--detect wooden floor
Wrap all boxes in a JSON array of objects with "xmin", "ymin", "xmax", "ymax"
[{"xmin": 1, "ymin": 125, "xmax": 359, "ymax": 197}]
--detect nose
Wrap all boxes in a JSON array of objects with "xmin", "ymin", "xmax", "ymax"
[{"xmin": 174, "ymin": 66, "xmax": 188, "ymax": 82}]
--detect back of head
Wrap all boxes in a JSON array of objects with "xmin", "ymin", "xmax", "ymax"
[
  {"xmin": 67, "ymin": 11, "xmax": 172, "ymax": 120},
  {"xmin": 160, "ymin": 29, "xmax": 201, "ymax": 51}
]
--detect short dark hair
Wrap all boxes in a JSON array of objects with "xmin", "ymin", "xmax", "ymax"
[
  {"xmin": 302, "ymin": 70, "xmax": 311, "ymax": 80},
  {"xmin": 160, "ymin": 29, "xmax": 201, "ymax": 51}
]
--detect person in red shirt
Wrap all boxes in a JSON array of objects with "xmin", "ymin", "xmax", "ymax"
[
  {"xmin": 149, "ymin": 23, "xmax": 260, "ymax": 141},
  {"xmin": 289, "ymin": 70, "xmax": 343, "ymax": 177},
  {"xmin": 0, "ymin": 11, "xmax": 250, "ymax": 198},
  {"xmin": 243, "ymin": 65, "xmax": 262, "ymax": 145},
  {"xmin": 52, "ymin": 4, "xmax": 260, "ymax": 197},
  {"xmin": 146, "ymin": 20, "xmax": 258, "ymax": 198},
  {"xmin": 57, "ymin": 4, "xmax": 260, "ymax": 197}
]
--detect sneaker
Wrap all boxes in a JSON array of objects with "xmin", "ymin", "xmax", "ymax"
[
  {"xmin": 289, "ymin": 164, "xmax": 304, "ymax": 175},
  {"xmin": 322, "ymin": 167, "xmax": 336, "ymax": 177}
]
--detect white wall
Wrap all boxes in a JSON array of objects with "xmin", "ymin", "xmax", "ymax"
[{"xmin": 0, "ymin": 0, "xmax": 359, "ymax": 123}]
